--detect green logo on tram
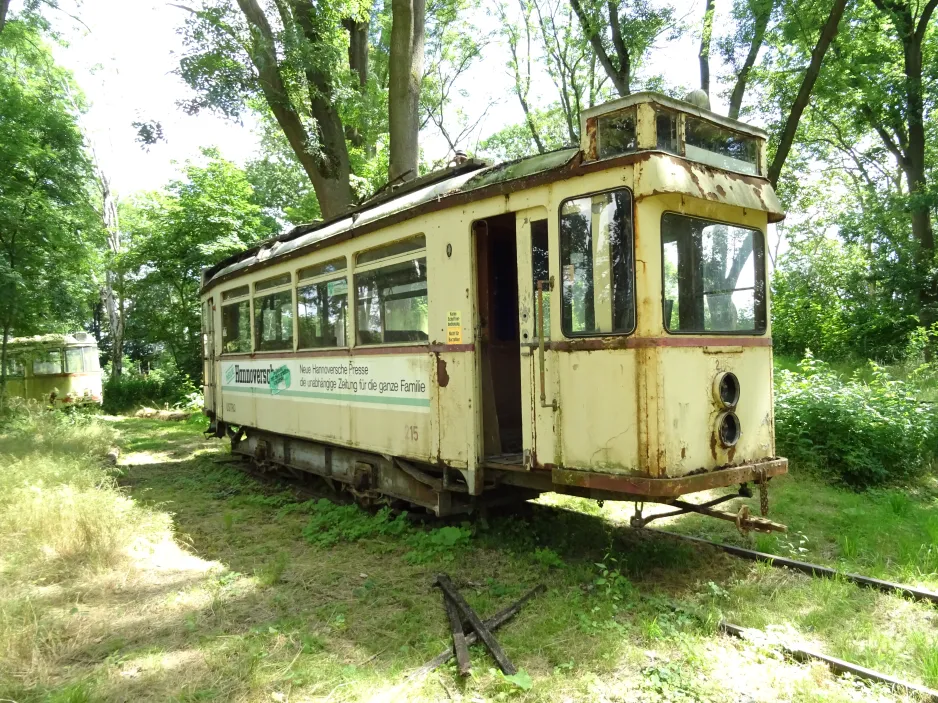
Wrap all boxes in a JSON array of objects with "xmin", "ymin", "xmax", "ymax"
[
  {"xmin": 225, "ymin": 366, "xmax": 236, "ymax": 384},
  {"xmin": 268, "ymin": 365, "xmax": 291, "ymax": 395}
]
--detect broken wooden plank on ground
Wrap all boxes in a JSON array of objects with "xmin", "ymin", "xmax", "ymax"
[
  {"xmin": 442, "ymin": 589, "xmax": 471, "ymax": 675},
  {"xmin": 435, "ymin": 573, "xmax": 517, "ymax": 675},
  {"xmin": 412, "ymin": 584, "xmax": 545, "ymax": 678}
]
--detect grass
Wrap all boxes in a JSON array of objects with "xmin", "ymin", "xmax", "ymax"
[{"xmin": 1, "ymin": 409, "xmax": 936, "ymax": 701}]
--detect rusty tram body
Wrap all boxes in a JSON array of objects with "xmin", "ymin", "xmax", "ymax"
[{"xmin": 200, "ymin": 92, "xmax": 788, "ymax": 528}]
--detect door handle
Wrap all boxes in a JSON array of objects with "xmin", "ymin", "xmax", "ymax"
[{"xmin": 536, "ymin": 279, "xmax": 557, "ymax": 411}]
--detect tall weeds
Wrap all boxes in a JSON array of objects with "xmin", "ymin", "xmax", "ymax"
[
  {"xmin": 775, "ymin": 354, "xmax": 938, "ymax": 488},
  {"xmin": 0, "ymin": 401, "xmax": 166, "ymax": 580}
]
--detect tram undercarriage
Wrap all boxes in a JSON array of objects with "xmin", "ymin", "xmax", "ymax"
[{"xmin": 218, "ymin": 421, "xmax": 787, "ymax": 531}]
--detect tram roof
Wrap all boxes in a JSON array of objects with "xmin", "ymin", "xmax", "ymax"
[
  {"xmin": 7, "ymin": 332, "xmax": 97, "ymax": 349},
  {"xmin": 203, "ymin": 147, "xmax": 578, "ymax": 289},
  {"xmin": 202, "ymin": 92, "xmax": 783, "ymax": 291}
]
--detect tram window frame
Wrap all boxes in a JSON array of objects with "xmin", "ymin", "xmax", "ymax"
[
  {"xmin": 220, "ymin": 286, "xmax": 252, "ymax": 355},
  {"xmin": 4, "ymin": 354, "xmax": 24, "ymax": 377},
  {"xmin": 558, "ymin": 188, "xmax": 636, "ymax": 338},
  {"xmin": 354, "ymin": 235, "xmax": 429, "ymax": 346},
  {"xmin": 296, "ymin": 257, "xmax": 348, "ymax": 349},
  {"xmin": 253, "ymin": 273, "xmax": 295, "ymax": 352},
  {"xmin": 660, "ymin": 212, "xmax": 767, "ymax": 335},
  {"xmin": 65, "ymin": 347, "xmax": 84, "ymax": 373},
  {"xmin": 32, "ymin": 348, "xmax": 64, "ymax": 375},
  {"xmin": 82, "ymin": 347, "xmax": 101, "ymax": 372}
]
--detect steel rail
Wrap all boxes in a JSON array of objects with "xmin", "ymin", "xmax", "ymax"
[
  {"xmin": 721, "ymin": 622, "xmax": 938, "ymax": 701},
  {"xmin": 653, "ymin": 529, "xmax": 938, "ymax": 605}
]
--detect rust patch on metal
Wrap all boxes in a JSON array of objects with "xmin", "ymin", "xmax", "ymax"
[
  {"xmin": 681, "ymin": 447, "xmax": 686, "ymax": 459},
  {"xmin": 551, "ymin": 458, "xmax": 787, "ymax": 498},
  {"xmin": 521, "ymin": 336, "xmax": 771, "ymax": 353},
  {"xmin": 436, "ymin": 355, "xmax": 450, "ymax": 388},
  {"xmin": 727, "ymin": 445, "xmax": 737, "ymax": 463},
  {"xmin": 716, "ymin": 184, "xmax": 727, "ymax": 197},
  {"xmin": 709, "ymin": 432, "xmax": 718, "ymax": 461}
]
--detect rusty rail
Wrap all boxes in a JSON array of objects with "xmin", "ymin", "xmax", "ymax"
[
  {"xmin": 653, "ymin": 530, "xmax": 938, "ymax": 605},
  {"xmin": 721, "ymin": 622, "xmax": 938, "ymax": 701}
]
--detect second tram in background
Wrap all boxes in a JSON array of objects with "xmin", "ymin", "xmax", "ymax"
[{"xmin": 199, "ymin": 91, "xmax": 788, "ymax": 532}]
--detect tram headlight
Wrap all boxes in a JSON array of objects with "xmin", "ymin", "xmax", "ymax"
[
  {"xmin": 716, "ymin": 411, "xmax": 741, "ymax": 447},
  {"xmin": 712, "ymin": 371, "xmax": 740, "ymax": 408}
]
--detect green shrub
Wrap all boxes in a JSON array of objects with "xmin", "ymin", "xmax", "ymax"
[
  {"xmin": 101, "ymin": 363, "xmax": 199, "ymax": 414},
  {"xmin": 774, "ymin": 353, "xmax": 937, "ymax": 488}
]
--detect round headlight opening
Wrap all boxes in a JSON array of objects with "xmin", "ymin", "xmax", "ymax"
[
  {"xmin": 714, "ymin": 371, "xmax": 740, "ymax": 408},
  {"xmin": 717, "ymin": 411, "xmax": 741, "ymax": 447}
]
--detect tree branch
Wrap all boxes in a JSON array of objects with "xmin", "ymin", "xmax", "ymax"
[
  {"xmin": 768, "ymin": 0, "xmax": 848, "ymax": 187},
  {"xmin": 728, "ymin": 0, "xmax": 774, "ymax": 119}
]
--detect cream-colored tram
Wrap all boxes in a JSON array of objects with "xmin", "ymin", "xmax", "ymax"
[{"xmin": 200, "ymin": 91, "xmax": 788, "ymax": 531}]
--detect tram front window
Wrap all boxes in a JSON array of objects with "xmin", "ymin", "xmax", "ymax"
[
  {"xmin": 559, "ymin": 188, "xmax": 634, "ymax": 336},
  {"xmin": 661, "ymin": 213, "xmax": 766, "ymax": 333}
]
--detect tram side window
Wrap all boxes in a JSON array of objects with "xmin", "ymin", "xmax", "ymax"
[
  {"xmin": 355, "ymin": 236, "xmax": 428, "ymax": 345},
  {"xmin": 4, "ymin": 354, "xmax": 24, "ymax": 377},
  {"xmin": 661, "ymin": 213, "xmax": 766, "ymax": 333},
  {"xmin": 254, "ymin": 274, "xmax": 294, "ymax": 352},
  {"xmin": 297, "ymin": 257, "xmax": 348, "ymax": 348},
  {"xmin": 33, "ymin": 349, "xmax": 63, "ymax": 375},
  {"xmin": 531, "ymin": 219, "xmax": 550, "ymax": 339},
  {"xmin": 82, "ymin": 347, "xmax": 101, "ymax": 372},
  {"xmin": 221, "ymin": 301, "xmax": 251, "ymax": 353},
  {"xmin": 559, "ymin": 189, "xmax": 634, "ymax": 336},
  {"xmin": 65, "ymin": 348, "xmax": 84, "ymax": 373}
]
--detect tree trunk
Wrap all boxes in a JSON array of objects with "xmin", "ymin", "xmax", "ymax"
[
  {"xmin": 0, "ymin": 318, "xmax": 10, "ymax": 407},
  {"xmin": 343, "ymin": 18, "xmax": 370, "ymax": 151},
  {"xmin": 98, "ymin": 169, "xmax": 124, "ymax": 377},
  {"xmin": 728, "ymin": 0, "xmax": 773, "ymax": 119},
  {"xmin": 344, "ymin": 19, "xmax": 369, "ymax": 87},
  {"xmin": 0, "ymin": 0, "xmax": 10, "ymax": 34},
  {"xmin": 699, "ymin": 0, "xmax": 716, "ymax": 95},
  {"xmin": 767, "ymin": 0, "xmax": 848, "ymax": 187},
  {"xmin": 389, "ymin": 0, "xmax": 425, "ymax": 183},
  {"xmin": 239, "ymin": 0, "xmax": 353, "ymax": 219},
  {"xmin": 900, "ymin": 7, "xmax": 936, "ymax": 329},
  {"xmin": 866, "ymin": 0, "xmax": 937, "ymax": 331}
]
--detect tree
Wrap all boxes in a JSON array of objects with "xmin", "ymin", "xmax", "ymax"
[
  {"xmin": 390, "ymin": 0, "xmax": 426, "ymax": 181},
  {"xmin": 123, "ymin": 149, "xmax": 279, "ymax": 378},
  {"xmin": 766, "ymin": 0, "xmax": 849, "ymax": 187},
  {"xmin": 0, "ymin": 19, "xmax": 100, "ymax": 401},
  {"xmin": 698, "ymin": 0, "xmax": 716, "ymax": 95},
  {"xmin": 720, "ymin": 0, "xmax": 775, "ymax": 119},
  {"xmin": 177, "ymin": 0, "xmax": 428, "ymax": 219},
  {"xmin": 568, "ymin": 0, "xmax": 674, "ymax": 98}
]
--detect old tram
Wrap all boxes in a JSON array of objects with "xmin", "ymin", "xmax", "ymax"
[{"xmin": 200, "ymin": 92, "xmax": 788, "ymax": 531}]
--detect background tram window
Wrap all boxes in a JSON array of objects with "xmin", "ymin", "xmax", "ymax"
[
  {"xmin": 82, "ymin": 347, "xmax": 100, "ymax": 372},
  {"xmin": 32, "ymin": 349, "xmax": 63, "ymax": 375},
  {"xmin": 661, "ymin": 213, "xmax": 766, "ymax": 333},
  {"xmin": 254, "ymin": 288, "xmax": 294, "ymax": 351},
  {"xmin": 221, "ymin": 300, "xmax": 251, "ymax": 353},
  {"xmin": 297, "ymin": 278, "xmax": 347, "ymax": 348},
  {"xmin": 559, "ymin": 189, "xmax": 634, "ymax": 336},
  {"xmin": 4, "ymin": 354, "xmax": 24, "ymax": 377},
  {"xmin": 65, "ymin": 348, "xmax": 84, "ymax": 373},
  {"xmin": 355, "ymin": 258, "xmax": 428, "ymax": 344},
  {"xmin": 531, "ymin": 219, "xmax": 550, "ymax": 339}
]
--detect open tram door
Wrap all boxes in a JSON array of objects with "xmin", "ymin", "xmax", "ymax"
[
  {"xmin": 473, "ymin": 208, "xmax": 557, "ymax": 473},
  {"xmin": 202, "ymin": 297, "xmax": 218, "ymax": 420}
]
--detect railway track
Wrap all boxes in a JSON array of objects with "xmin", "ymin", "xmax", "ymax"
[
  {"xmin": 648, "ymin": 528, "xmax": 938, "ymax": 606},
  {"xmin": 218, "ymin": 456, "xmax": 938, "ymax": 698},
  {"xmin": 225, "ymin": 453, "xmax": 938, "ymax": 607}
]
